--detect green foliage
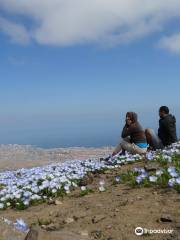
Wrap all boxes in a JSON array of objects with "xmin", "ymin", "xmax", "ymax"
[
  {"xmin": 172, "ymin": 154, "xmax": 180, "ymax": 173},
  {"xmin": 80, "ymin": 188, "xmax": 94, "ymax": 197},
  {"xmin": 174, "ymin": 183, "xmax": 180, "ymax": 193},
  {"xmin": 155, "ymin": 154, "xmax": 168, "ymax": 167}
]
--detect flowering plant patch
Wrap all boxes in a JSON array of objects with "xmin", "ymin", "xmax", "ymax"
[{"xmin": 0, "ymin": 142, "xmax": 179, "ymax": 210}]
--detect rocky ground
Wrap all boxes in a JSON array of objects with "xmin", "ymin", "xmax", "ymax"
[{"xmin": 0, "ymin": 159, "xmax": 180, "ymax": 240}]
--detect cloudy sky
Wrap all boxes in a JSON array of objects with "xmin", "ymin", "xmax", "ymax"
[{"xmin": 0, "ymin": 0, "xmax": 179, "ymax": 147}]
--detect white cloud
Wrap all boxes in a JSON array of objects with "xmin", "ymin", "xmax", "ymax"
[
  {"xmin": 0, "ymin": 17, "xmax": 30, "ymax": 44},
  {"xmin": 0, "ymin": 0, "xmax": 180, "ymax": 47},
  {"xmin": 159, "ymin": 33, "xmax": 180, "ymax": 53}
]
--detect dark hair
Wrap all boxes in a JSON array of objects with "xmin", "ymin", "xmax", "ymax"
[
  {"xmin": 126, "ymin": 112, "xmax": 138, "ymax": 123},
  {"xmin": 159, "ymin": 106, "xmax": 169, "ymax": 114}
]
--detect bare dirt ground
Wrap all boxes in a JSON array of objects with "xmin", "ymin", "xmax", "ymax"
[{"xmin": 0, "ymin": 160, "xmax": 180, "ymax": 240}]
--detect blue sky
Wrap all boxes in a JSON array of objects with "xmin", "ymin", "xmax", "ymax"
[{"xmin": 0, "ymin": 1, "xmax": 179, "ymax": 148}]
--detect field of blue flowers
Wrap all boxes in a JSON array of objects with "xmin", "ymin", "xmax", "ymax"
[{"xmin": 0, "ymin": 142, "xmax": 179, "ymax": 212}]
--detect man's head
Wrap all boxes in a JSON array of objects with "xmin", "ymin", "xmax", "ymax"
[{"xmin": 159, "ymin": 106, "xmax": 169, "ymax": 118}]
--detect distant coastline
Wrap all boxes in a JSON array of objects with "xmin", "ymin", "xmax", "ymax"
[{"xmin": 0, "ymin": 144, "xmax": 113, "ymax": 171}]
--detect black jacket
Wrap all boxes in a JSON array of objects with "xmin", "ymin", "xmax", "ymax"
[{"xmin": 158, "ymin": 114, "xmax": 177, "ymax": 146}]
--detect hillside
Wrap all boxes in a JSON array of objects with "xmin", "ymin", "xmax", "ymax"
[{"xmin": 0, "ymin": 143, "xmax": 180, "ymax": 240}]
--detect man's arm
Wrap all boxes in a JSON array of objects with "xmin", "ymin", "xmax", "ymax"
[{"xmin": 163, "ymin": 118, "xmax": 177, "ymax": 142}]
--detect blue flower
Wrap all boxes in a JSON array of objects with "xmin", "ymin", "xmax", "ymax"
[
  {"xmin": 140, "ymin": 172, "xmax": 148, "ymax": 179},
  {"xmin": 136, "ymin": 176, "xmax": 143, "ymax": 184},
  {"xmin": 176, "ymin": 177, "xmax": 180, "ymax": 185},
  {"xmin": 115, "ymin": 176, "xmax": 121, "ymax": 183},
  {"xmin": 14, "ymin": 219, "xmax": 29, "ymax": 233},
  {"xmin": 168, "ymin": 178, "xmax": 176, "ymax": 188}
]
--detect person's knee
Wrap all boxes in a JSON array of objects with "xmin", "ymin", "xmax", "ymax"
[{"xmin": 145, "ymin": 128, "xmax": 153, "ymax": 144}]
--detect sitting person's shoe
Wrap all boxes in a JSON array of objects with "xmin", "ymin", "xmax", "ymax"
[
  {"xmin": 118, "ymin": 149, "xmax": 126, "ymax": 156},
  {"xmin": 100, "ymin": 154, "xmax": 112, "ymax": 162}
]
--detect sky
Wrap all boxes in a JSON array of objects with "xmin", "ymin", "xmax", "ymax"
[{"xmin": 0, "ymin": 0, "xmax": 179, "ymax": 148}]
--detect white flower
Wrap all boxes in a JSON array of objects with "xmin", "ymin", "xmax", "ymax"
[
  {"xmin": 99, "ymin": 186, "xmax": 106, "ymax": 192},
  {"xmin": 31, "ymin": 194, "xmax": 41, "ymax": 200},
  {"xmin": 14, "ymin": 193, "xmax": 21, "ymax": 199},
  {"xmin": 149, "ymin": 176, "xmax": 158, "ymax": 182},
  {"xmin": 81, "ymin": 186, "xmax": 86, "ymax": 191},
  {"xmin": 0, "ymin": 197, "xmax": 6, "ymax": 202},
  {"xmin": 170, "ymin": 171, "xmax": 178, "ymax": 178},
  {"xmin": 156, "ymin": 170, "xmax": 163, "ymax": 176},
  {"xmin": 168, "ymin": 178, "xmax": 176, "ymax": 187},
  {"xmin": 64, "ymin": 185, "xmax": 70, "ymax": 191},
  {"xmin": 24, "ymin": 200, "xmax": 29, "ymax": 206},
  {"xmin": 0, "ymin": 203, "xmax": 4, "ymax": 209},
  {"xmin": 99, "ymin": 180, "xmax": 105, "ymax": 186},
  {"xmin": 52, "ymin": 189, "xmax": 57, "ymax": 194},
  {"xmin": 72, "ymin": 182, "xmax": 78, "ymax": 188}
]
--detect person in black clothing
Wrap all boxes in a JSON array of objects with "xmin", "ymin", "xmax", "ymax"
[{"xmin": 158, "ymin": 106, "xmax": 177, "ymax": 146}]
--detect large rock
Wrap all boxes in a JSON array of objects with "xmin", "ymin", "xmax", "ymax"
[
  {"xmin": 144, "ymin": 163, "xmax": 159, "ymax": 172},
  {"xmin": 25, "ymin": 226, "xmax": 90, "ymax": 240},
  {"xmin": 25, "ymin": 228, "xmax": 38, "ymax": 240}
]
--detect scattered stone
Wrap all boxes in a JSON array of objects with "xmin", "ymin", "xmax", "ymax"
[
  {"xmin": 129, "ymin": 199, "xmax": 134, "ymax": 204},
  {"xmin": 160, "ymin": 214, "xmax": 173, "ymax": 222},
  {"xmin": 64, "ymin": 217, "xmax": 74, "ymax": 224},
  {"xmin": 136, "ymin": 196, "xmax": 142, "ymax": 201},
  {"xmin": 144, "ymin": 163, "xmax": 159, "ymax": 172},
  {"xmin": 73, "ymin": 212, "xmax": 87, "ymax": 220},
  {"xmin": 106, "ymin": 225, "xmax": 112, "ymax": 230},
  {"xmin": 47, "ymin": 198, "xmax": 55, "ymax": 205},
  {"xmin": 80, "ymin": 230, "xmax": 89, "ymax": 236},
  {"xmin": 49, "ymin": 211, "xmax": 54, "ymax": 216},
  {"xmin": 118, "ymin": 198, "xmax": 128, "ymax": 206},
  {"xmin": 55, "ymin": 200, "xmax": 63, "ymax": 205},
  {"xmin": 41, "ymin": 223, "xmax": 58, "ymax": 231},
  {"xmin": 54, "ymin": 212, "xmax": 60, "ymax": 218},
  {"xmin": 37, "ymin": 218, "xmax": 52, "ymax": 226},
  {"xmin": 73, "ymin": 216, "xmax": 79, "ymax": 221},
  {"xmin": 92, "ymin": 215, "xmax": 106, "ymax": 224}
]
